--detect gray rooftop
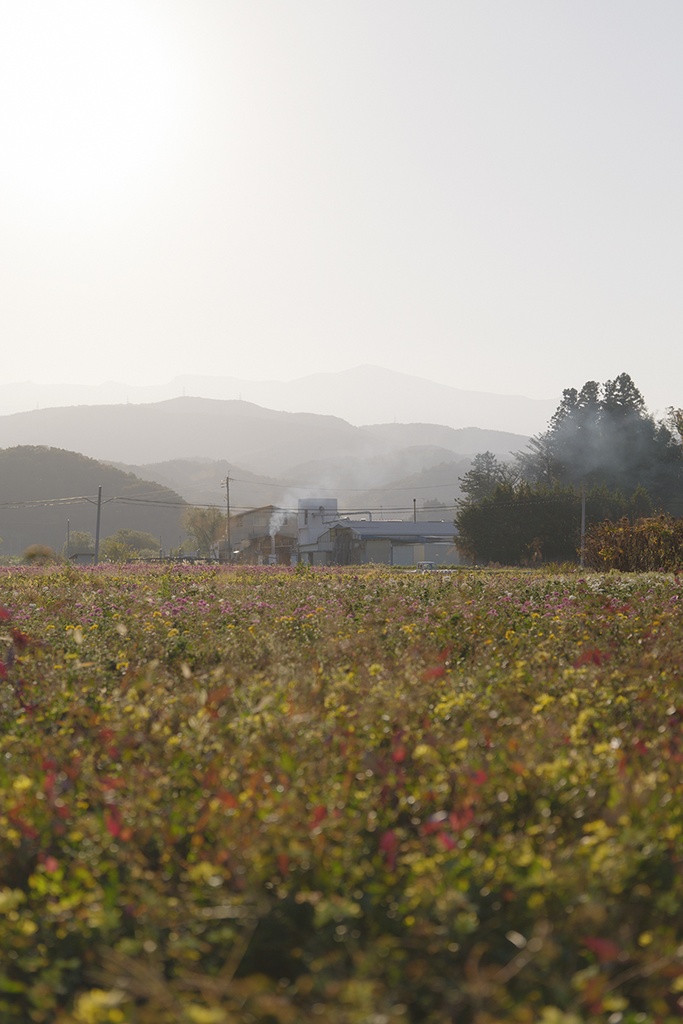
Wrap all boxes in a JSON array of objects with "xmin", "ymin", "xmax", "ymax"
[{"xmin": 329, "ymin": 519, "xmax": 455, "ymax": 541}]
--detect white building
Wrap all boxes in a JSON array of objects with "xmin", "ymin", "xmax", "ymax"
[
  {"xmin": 296, "ymin": 498, "xmax": 462, "ymax": 567},
  {"xmin": 297, "ymin": 498, "xmax": 339, "ymax": 564}
]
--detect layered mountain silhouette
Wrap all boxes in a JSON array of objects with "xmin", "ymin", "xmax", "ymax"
[
  {"xmin": 0, "ymin": 365, "xmax": 556, "ymax": 435},
  {"xmin": 0, "ymin": 397, "xmax": 528, "ymax": 473},
  {"xmin": 0, "ymin": 375, "xmax": 538, "ymax": 553}
]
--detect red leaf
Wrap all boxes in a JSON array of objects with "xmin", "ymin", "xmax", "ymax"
[
  {"xmin": 310, "ymin": 805, "xmax": 326, "ymax": 828},
  {"xmin": 277, "ymin": 853, "xmax": 289, "ymax": 876},
  {"xmin": 582, "ymin": 936, "xmax": 621, "ymax": 963},
  {"xmin": 0, "ymin": 662, "xmax": 6, "ymax": 680},
  {"xmin": 421, "ymin": 665, "xmax": 446, "ymax": 682},
  {"xmin": 8, "ymin": 814, "xmax": 39, "ymax": 840},
  {"xmin": 437, "ymin": 832, "xmax": 457, "ymax": 851},
  {"xmin": 100, "ymin": 776, "xmax": 125, "ymax": 791},
  {"xmin": 423, "ymin": 811, "xmax": 448, "ymax": 835},
  {"xmin": 574, "ymin": 648, "xmax": 607, "ymax": 668},
  {"xmin": 379, "ymin": 829, "xmax": 399, "ymax": 870},
  {"xmin": 217, "ymin": 789, "xmax": 238, "ymax": 809},
  {"xmin": 105, "ymin": 807, "xmax": 122, "ymax": 837},
  {"xmin": 10, "ymin": 628, "xmax": 30, "ymax": 650},
  {"xmin": 0, "ymin": 606, "xmax": 10, "ymax": 621},
  {"xmin": 449, "ymin": 806, "xmax": 474, "ymax": 831}
]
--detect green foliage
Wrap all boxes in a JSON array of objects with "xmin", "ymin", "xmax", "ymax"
[
  {"xmin": 182, "ymin": 506, "xmax": 227, "ymax": 556},
  {"xmin": 584, "ymin": 513, "xmax": 683, "ymax": 571},
  {"xmin": 465, "ymin": 371, "xmax": 683, "ymax": 565},
  {"xmin": 62, "ymin": 531, "xmax": 95, "ymax": 559},
  {"xmin": 458, "ymin": 451, "xmax": 517, "ymax": 505},
  {"xmin": 99, "ymin": 529, "xmax": 161, "ymax": 562},
  {"xmin": 518, "ymin": 373, "xmax": 683, "ymax": 511},
  {"xmin": 2, "ymin": 565, "xmax": 683, "ymax": 1021},
  {"xmin": 455, "ymin": 483, "xmax": 633, "ymax": 565}
]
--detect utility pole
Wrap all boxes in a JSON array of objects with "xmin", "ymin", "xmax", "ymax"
[
  {"xmin": 94, "ymin": 486, "xmax": 102, "ymax": 565},
  {"xmin": 225, "ymin": 475, "xmax": 231, "ymax": 563},
  {"xmin": 413, "ymin": 497, "xmax": 417, "ymax": 523}
]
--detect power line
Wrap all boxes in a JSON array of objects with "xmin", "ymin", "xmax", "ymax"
[
  {"xmin": 0, "ymin": 491, "xmax": 459, "ymax": 518},
  {"xmin": 9, "ymin": 489, "xmax": 679, "ymax": 518},
  {"xmin": 0, "ymin": 496, "xmax": 94, "ymax": 509}
]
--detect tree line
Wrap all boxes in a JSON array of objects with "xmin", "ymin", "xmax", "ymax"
[
  {"xmin": 62, "ymin": 507, "xmax": 226, "ymax": 562},
  {"xmin": 455, "ymin": 373, "xmax": 683, "ymax": 565}
]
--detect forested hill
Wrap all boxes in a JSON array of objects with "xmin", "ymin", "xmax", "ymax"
[
  {"xmin": 0, "ymin": 397, "xmax": 528, "ymax": 473},
  {"xmin": 0, "ymin": 446, "xmax": 186, "ymax": 557}
]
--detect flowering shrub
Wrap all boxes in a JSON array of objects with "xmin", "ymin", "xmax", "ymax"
[
  {"xmin": 584, "ymin": 514, "xmax": 683, "ymax": 572},
  {"xmin": 1, "ymin": 564, "xmax": 683, "ymax": 1021}
]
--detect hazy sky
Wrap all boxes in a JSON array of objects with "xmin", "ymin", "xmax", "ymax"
[{"xmin": 1, "ymin": 1, "xmax": 682, "ymax": 415}]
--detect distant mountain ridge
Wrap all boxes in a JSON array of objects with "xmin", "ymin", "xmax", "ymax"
[
  {"xmin": 0, "ymin": 389, "xmax": 533, "ymax": 535},
  {"xmin": 0, "ymin": 365, "xmax": 557, "ymax": 435},
  {"xmin": 0, "ymin": 401, "xmax": 530, "ymax": 553},
  {"xmin": 0, "ymin": 397, "xmax": 528, "ymax": 477},
  {"xmin": 0, "ymin": 399, "xmax": 380, "ymax": 472}
]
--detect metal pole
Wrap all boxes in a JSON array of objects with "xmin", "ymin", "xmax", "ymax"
[
  {"xmin": 94, "ymin": 486, "xmax": 102, "ymax": 565},
  {"xmin": 413, "ymin": 498, "xmax": 417, "ymax": 523},
  {"xmin": 226, "ymin": 476, "xmax": 231, "ymax": 563},
  {"xmin": 580, "ymin": 484, "xmax": 586, "ymax": 567},
  {"xmin": 66, "ymin": 519, "xmax": 70, "ymax": 560}
]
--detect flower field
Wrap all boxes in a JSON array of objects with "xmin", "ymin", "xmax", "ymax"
[{"xmin": 2, "ymin": 563, "xmax": 683, "ymax": 1023}]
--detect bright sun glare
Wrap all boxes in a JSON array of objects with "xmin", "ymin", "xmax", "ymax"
[{"xmin": 0, "ymin": 2, "xmax": 181, "ymax": 224}]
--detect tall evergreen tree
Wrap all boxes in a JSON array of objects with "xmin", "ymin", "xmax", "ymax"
[
  {"xmin": 517, "ymin": 373, "xmax": 683, "ymax": 511},
  {"xmin": 458, "ymin": 451, "xmax": 516, "ymax": 505}
]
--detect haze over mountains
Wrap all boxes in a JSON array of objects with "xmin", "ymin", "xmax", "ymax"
[
  {"xmin": 120, "ymin": 416, "xmax": 528, "ymax": 513},
  {"xmin": 0, "ymin": 368, "xmax": 540, "ymax": 553},
  {"xmin": 0, "ymin": 398, "xmax": 527, "ymax": 473},
  {"xmin": 1, "ymin": 366, "xmax": 556, "ymax": 436}
]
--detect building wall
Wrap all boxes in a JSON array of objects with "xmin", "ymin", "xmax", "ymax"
[
  {"xmin": 333, "ymin": 533, "xmax": 463, "ymax": 567},
  {"xmin": 363, "ymin": 538, "xmax": 393, "ymax": 564},
  {"xmin": 298, "ymin": 499, "xmax": 338, "ymax": 548},
  {"xmin": 389, "ymin": 543, "xmax": 420, "ymax": 567},
  {"xmin": 218, "ymin": 506, "xmax": 297, "ymax": 564},
  {"xmin": 424, "ymin": 542, "xmax": 461, "ymax": 565}
]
